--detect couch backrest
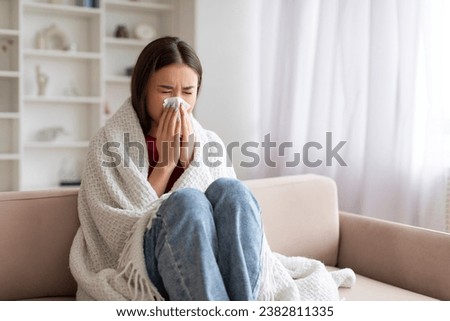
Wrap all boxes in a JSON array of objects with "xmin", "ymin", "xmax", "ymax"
[
  {"xmin": 0, "ymin": 189, "xmax": 79, "ymax": 300},
  {"xmin": 0, "ymin": 174, "xmax": 339, "ymax": 300},
  {"xmin": 244, "ymin": 174, "xmax": 339, "ymax": 265}
]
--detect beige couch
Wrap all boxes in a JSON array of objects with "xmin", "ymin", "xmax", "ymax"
[{"xmin": 0, "ymin": 174, "xmax": 449, "ymax": 301}]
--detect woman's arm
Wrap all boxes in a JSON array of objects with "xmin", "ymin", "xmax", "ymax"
[{"xmin": 147, "ymin": 165, "xmax": 174, "ymax": 197}]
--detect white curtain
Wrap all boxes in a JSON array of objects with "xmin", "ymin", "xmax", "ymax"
[{"xmin": 252, "ymin": 0, "xmax": 449, "ymax": 231}]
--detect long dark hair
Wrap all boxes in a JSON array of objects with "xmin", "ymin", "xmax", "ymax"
[{"xmin": 131, "ymin": 36, "xmax": 203, "ymax": 135}]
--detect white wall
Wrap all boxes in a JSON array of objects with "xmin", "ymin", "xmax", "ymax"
[{"xmin": 194, "ymin": 0, "xmax": 260, "ymax": 179}]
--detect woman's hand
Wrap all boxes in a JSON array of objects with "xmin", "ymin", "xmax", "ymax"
[
  {"xmin": 155, "ymin": 106, "xmax": 181, "ymax": 170},
  {"xmin": 179, "ymin": 105, "xmax": 195, "ymax": 169},
  {"xmin": 148, "ymin": 106, "xmax": 180, "ymax": 196}
]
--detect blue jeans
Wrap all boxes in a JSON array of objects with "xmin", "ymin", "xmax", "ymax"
[{"xmin": 143, "ymin": 178, "xmax": 263, "ymax": 300}]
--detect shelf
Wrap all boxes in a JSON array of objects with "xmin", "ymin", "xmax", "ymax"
[
  {"xmin": 25, "ymin": 141, "xmax": 90, "ymax": 149},
  {"xmin": 106, "ymin": 75, "xmax": 131, "ymax": 83},
  {"xmin": 104, "ymin": 0, "xmax": 174, "ymax": 12},
  {"xmin": 0, "ymin": 29, "xmax": 19, "ymax": 37},
  {"xmin": 24, "ymin": 96, "xmax": 102, "ymax": 104},
  {"xmin": 23, "ymin": 2, "xmax": 101, "ymax": 18},
  {"xmin": 24, "ymin": 49, "xmax": 101, "ymax": 60},
  {"xmin": 105, "ymin": 37, "xmax": 150, "ymax": 48},
  {"xmin": 0, "ymin": 112, "xmax": 20, "ymax": 119},
  {"xmin": 0, "ymin": 71, "xmax": 19, "ymax": 78},
  {"xmin": 0, "ymin": 153, "xmax": 19, "ymax": 161}
]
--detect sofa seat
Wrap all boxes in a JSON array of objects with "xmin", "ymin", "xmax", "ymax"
[
  {"xmin": 340, "ymin": 274, "xmax": 436, "ymax": 301},
  {"xmin": 326, "ymin": 268, "xmax": 436, "ymax": 301}
]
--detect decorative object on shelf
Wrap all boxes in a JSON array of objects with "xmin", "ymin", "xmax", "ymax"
[
  {"xmin": 35, "ymin": 126, "xmax": 69, "ymax": 142},
  {"xmin": 35, "ymin": 65, "xmax": 49, "ymax": 96},
  {"xmin": 58, "ymin": 158, "xmax": 82, "ymax": 187},
  {"xmin": 59, "ymin": 179, "xmax": 82, "ymax": 187},
  {"xmin": 45, "ymin": 24, "xmax": 69, "ymax": 50},
  {"xmin": 67, "ymin": 43, "xmax": 78, "ymax": 52},
  {"xmin": 76, "ymin": 0, "xmax": 97, "ymax": 8},
  {"xmin": 114, "ymin": 25, "xmax": 130, "ymax": 38},
  {"xmin": 35, "ymin": 24, "xmax": 69, "ymax": 51},
  {"xmin": 63, "ymin": 81, "xmax": 81, "ymax": 96},
  {"xmin": 0, "ymin": 38, "xmax": 14, "ymax": 53},
  {"xmin": 134, "ymin": 23, "xmax": 156, "ymax": 41},
  {"xmin": 48, "ymin": 0, "xmax": 64, "ymax": 4},
  {"xmin": 35, "ymin": 30, "xmax": 46, "ymax": 49},
  {"xmin": 104, "ymin": 101, "xmax": 111, "ymax": 116},
  {"xmin": 125, "ymin": 66, "xmax": 134, "ymax": 76},
  {"xmin": 0, "ymin": 38, "xmax": 14, "ymax": 72}
]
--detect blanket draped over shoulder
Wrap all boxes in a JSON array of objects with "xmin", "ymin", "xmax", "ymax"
[{"xmin": 69, "ymin": 98, "xmax": 355, "ymax": 301}]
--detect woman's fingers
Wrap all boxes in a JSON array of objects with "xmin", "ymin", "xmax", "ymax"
[
  {"xmin": 155, "ymin": 108, "xmax": 165, "ymax": 138},
  {"xmin": 174, "ymin": 113, "xmax": 181, "ymax": 160},
  {"xmin": 160, "ymin": 107, "xmax": 177, "ymax": 137},
  {"xmin": 179, "ymin": 105, "xmax": 194, "ymax": 168},
  {"xmin": 155, "ymin": 106, "xmax": 181, "ymax": 168}
]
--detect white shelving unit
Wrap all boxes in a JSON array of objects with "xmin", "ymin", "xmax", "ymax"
[
  {"xmin": 20, "ymin": 0, "xmax": 102, "ymax": 190},
  {"xmin": 0, "ymin": 0, "xmax": 194, "ymax": 191},
  {"xmin": 0, "ymin": 0, "xmax": 21, "ymax": 191}
]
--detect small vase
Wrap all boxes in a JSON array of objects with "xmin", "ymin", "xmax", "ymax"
[
  {"xmin": 36, "ymin": 65, "xmax": 49, "ymax": 96},
  {"xmin": 114, "ymin": 25, "xmax": 130, "ymax": 38}
]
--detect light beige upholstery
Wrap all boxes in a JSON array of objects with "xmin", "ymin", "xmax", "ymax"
[
  {"xmin": 338, "ymin": 212, "xmax": 450, "ymax": 300},
  {"xmin": 0, "ymin": 174, "xmax": 449, "ymax": 301},
  {"xmin": 0, "ymin": 189, "xmax": 79, "ymax": 300},
  {"xmin": 327, "ymin": 267, "xmax": 435, "ymax": 301},
  {"xmin": 244, "ymin": 174, "xmax": 339, "ymax": 266}
]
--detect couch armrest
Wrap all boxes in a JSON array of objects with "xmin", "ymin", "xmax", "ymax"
[
  {"xmin": 0, "ymin": 189, "xmax": 79, "ymax": 300},
  {"xmin": 338, "ymin": 212, "xmax": 450, "ymax": 300}
]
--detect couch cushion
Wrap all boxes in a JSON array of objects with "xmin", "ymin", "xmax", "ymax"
[
  {"xmin": 326, "ymin": 268, "xmax": 437, "ymax": 301},
  {"xmin": 0, "ymin": 189, "xmax": 79, "ymax": 300},
  {"xmin": 245, "ymin": 174, "xmax": 339, "ymax": 266}
]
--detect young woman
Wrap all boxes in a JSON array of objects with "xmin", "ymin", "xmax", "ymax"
[{"xmin": 69, "ymin": 37, "xmax": 263, "ymax": 301}]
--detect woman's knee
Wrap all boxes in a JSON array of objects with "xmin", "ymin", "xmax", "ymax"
[
  {"xmin": 167, "ymin": 188, "xmax": 205, "ymax": 206},
  {"xmin": 206, "ymin": 177, "xmax": 247, "ymax": 197},
  {"xmin": 160, "ymin": 188, "xmax": 211, "ymax": 223},
  {"xmin": 206, "ymin": 178, "xmax": 259, "ymax": 209}
]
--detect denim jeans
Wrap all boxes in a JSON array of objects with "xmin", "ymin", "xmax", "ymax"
[{"xmin": 143, "ymin": 177, "xmax": 263, "ymax": 300}]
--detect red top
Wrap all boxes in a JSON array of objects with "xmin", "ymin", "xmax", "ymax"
[{"xmin": 145, "ymin": 135, "xmax": 185, "ymax": 193}]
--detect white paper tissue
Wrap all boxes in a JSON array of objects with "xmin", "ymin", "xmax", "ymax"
[{"xmin": 163, "ymin": 97, "xmax": 191, "ymax": 109}]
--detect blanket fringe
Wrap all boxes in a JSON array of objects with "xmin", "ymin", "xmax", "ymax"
[
  {"xmin": 115, "ymin": 212, "xmax": 163, "ymax": 301},
  {"xmin": 116, "ymin": 260, "xmax": 163, "ymax": 301}
]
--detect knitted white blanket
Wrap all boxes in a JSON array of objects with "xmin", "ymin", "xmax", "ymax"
[{"xmin": 69, "ymin": 98, "xmax": 355, "ymax": 301}]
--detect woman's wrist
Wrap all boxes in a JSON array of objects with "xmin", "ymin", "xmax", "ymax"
[{"xmin": 148, "ymin": 164, "xmax": 175, "ymax": 197}]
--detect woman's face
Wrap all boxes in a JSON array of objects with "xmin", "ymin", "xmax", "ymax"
[{"xmin": 146, "ymin": 63, "xmax": 199, "ymax": 133}]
